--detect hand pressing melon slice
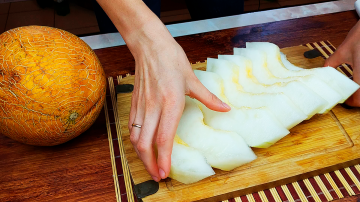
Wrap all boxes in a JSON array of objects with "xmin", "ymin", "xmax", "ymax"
[
  {"xmin": 194, "ymin": 70, "xmax": 289, "ymax": 148},
  {"xmin": 245, "ymin": 42, "xmax": 342, "ymax": 113},
  {"xmin": 233, "ymin": 49, "xmax": 326, "ymax": 119},
  {"xmin": 176, "ymin": 97, "xmax": 257, "ymax": 171},
  {"xmin": 279, "ymin": 47, "xmax": 359, "ymax": 103},
  {"xmin": 169, "ymin": 135, "xmax": 215, "ymax": 184},
  {"xmin": 209, "ymin": 56, "xmax": 307, "ymax": 129}
]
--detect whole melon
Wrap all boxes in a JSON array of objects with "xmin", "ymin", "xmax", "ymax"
[{"xmin": 0, "ymin": 26, "xmax": 106, "ymax": 146}]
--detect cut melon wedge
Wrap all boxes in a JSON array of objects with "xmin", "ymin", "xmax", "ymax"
[
  {"xmin": 210, "ymin": 56, "xmax": 306, "ymax": 129},
  {"xmin": 282, "ymin": 55, "xmax": 359, "ymax": 102},
  {"xmin": 194, "ymin": 70, "xmax": 290, "ymax": 147},
  {"xmin": 245, "ymin": 42, "xmax": 342, "ymax": 113},
  {"xmin": 234, "ymin": 48, "xmax": 279, "ymax": 84},
  {"xmin": 279, "ymin": 52, "xmax": 303, "ymax": 71},
  {"xmin": 233, "ymin": 49, "xmax": 327, "ymax": 118},
  {"xmin": 169, "ymin": 135, "xmax": 215, "ymax": 184},
  {"xmin": 297, "ymin": 67, "xmax": 359, "ymax": 103},
  {"xmin": 194, "ymin": 70, "xmax": 289, "ymax": 148},
  {"xmin": 176, "ymin": 97, "xmax": 257, "ymax": 170},
  {"xmin": 247, "ymin": 42, "xmax": 360, "ymax": 103}
]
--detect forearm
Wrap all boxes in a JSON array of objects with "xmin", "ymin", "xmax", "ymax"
[{"xmin": 96, "ymin": 0, "xmax": 173, "ymax": 57}]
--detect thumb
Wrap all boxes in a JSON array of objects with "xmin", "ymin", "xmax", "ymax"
[
  {"xmin": 187, "ymin": 78, "xmax": 231, "ymax": 112},
  {"xmin": 345, "ymin": 55, "xmax": 360, "ymax": 107},
  {"xmin": 324, "ymin": 49, "xmax": 346, "ymax": 68}
]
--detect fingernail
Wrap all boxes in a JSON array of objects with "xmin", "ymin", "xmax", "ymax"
[
  {"xmin": 152, "ymin": 176, "xmax": 159, "ymax": 182},
  {"xmin": 222, "ymin": 102, "xmax": 231, "ymax": 110},
  {"xmin": 159, "ymin": 168, "xmax": 166, "ymax": 179}
]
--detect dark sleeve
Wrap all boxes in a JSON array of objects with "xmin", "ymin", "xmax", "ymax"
[
  {"xmin": 91, "ymin": 0, "xmax": 161, "ymax": 34},
  {"xmin": 185, "ymin": 0, "xmax": 244, "ymax": 21}
]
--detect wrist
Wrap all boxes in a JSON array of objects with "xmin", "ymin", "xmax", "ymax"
[
  {"xmin": 125, "ymin": 20, "xmax": 176, "ymax": 60},
  {"xmin": 96, "ymin": 0, "xmax": 177, "ymax": 60}
]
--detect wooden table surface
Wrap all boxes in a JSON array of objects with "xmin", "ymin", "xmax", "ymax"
[{"xmin": 1, "ymin": 10, "xmax": 359, "ymax": 202}]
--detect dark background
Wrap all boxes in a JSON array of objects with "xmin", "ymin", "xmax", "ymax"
[{"xmin": 0, "ymin": 0, "xmax": 332, "ymax": 37}]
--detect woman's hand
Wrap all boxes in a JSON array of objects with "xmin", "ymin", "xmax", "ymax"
[
  {"xmin": 324, "ymin": 20, "xmax": 360, "ymax": 106},
  {"xmin": 96, "ymin": 0, "xmax": 230, "ymax": 182},
  {"xmin": 127, "ymin": 24, "xmax": 230, "ymax": 182}
]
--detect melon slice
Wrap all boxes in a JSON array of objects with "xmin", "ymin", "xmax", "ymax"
[
  {"xmin": 169, "ymin": 135, "xmax": 215, "ymax": 184},
  {"xmin": 216, "ymin": 55, "xmax": 307, "ymax": 129},
  {"xmin": 280, "ymin": 53, "xmax": 304, "ymax": 71},
  {"xmin": 233, "ymin": 49, "xmax": 327, "ymax": 118},
  {"xmin": 176, "ymin": 97, "xmax": 257, "ymax": 171},
  {"xmin": 280, "ymin": 52, "xmax": 360, "ymax": 103},
  {"xmin": 245, "ymin": 42, "xmax": 342, "ymax": 113},
  {"xmin": 248, "ymin": 42, "xmax": 359, "ymax": 103},
  {"xmin": 194, "ymin": 70, "xmax": 289, "ymax": 148}
]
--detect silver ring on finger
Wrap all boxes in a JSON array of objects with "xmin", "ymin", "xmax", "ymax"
[{"xmin": 132, "ymin": 123, "xmax": 142, "ymax": 128}]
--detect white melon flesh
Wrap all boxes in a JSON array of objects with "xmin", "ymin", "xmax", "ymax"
[
  {"xmin": 169, "ymin": 135, "xmax": 215, "ymax": 184},
  {"xmin": 194, "ymin": 70, "xmax": 289, "ymax": 148},
  {"xmin": 233, "ymin": 48, "xmax": 327, "ymax": 118},
  {"xmin": 280, "ymin": 52, "xmax": 303, "ymax": 70},
  {"xmin": 246, "ymin": 42, "xmax": 342, "ymax": 113},
  {"xmin": 280, "ymin": 51, "xmax": 360, "ymax": 103},
  {"xmin": 234, "ymin": 48, "xmax": 278, "ymax": 84},
  {"xmin": 216, "ymin": 55, "xmax": 307, "ymax": 129},
  {"xmin": 177, "ymin": 97, "xmax": 257, "ymax": 170}
]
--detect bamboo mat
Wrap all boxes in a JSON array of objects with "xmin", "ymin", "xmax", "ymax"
[{"xmin": 103, "ymin": 41, "xmax": 360, "ymax": 202}]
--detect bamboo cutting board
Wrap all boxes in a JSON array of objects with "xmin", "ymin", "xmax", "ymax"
[{"xmin": 116, "ymin": 42, "xmax": 360, "ymax": 202}]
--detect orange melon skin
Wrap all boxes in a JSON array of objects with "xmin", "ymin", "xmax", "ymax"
[{"xmin": 0, "ymin": 26, "xmax": 107, "ymax": 146}]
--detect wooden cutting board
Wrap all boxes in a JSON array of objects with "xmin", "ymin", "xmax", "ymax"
[{"xmin": 116, "ymin": 43, "xmax": 360, "ymax": 202}]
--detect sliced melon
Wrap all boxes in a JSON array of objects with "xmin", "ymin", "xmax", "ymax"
[
  {"xmin": 216, "ymin": 55, "xmax": 307, "ymax": 129},
  {"xmin": 233, "ymin": 49, "xmax": 327, "ymax": 119},
  {"xmin": 248, "ymin": 42, "xmax": 359, "ymax": 103},
  {"xmin": 176, "ymin": 97, "xmax": 257, "ymax": 170},
  {"xmin": 194, "ymin": 70, "xmax": 289, "ymax": 148},
  {"xmin": 279, "ymin": 52, "xmax": 303, "ymax": 71},
  {"xmin": 281, "ymin": 53, "xmax": 360, "ymax": 102},
  {"xmin": 246, "ymin": 42, "xmax": 342, "ymax": 113},
  {"xmin": 169, "ymin": 135, "xmax": 215, "ymax": 184}
]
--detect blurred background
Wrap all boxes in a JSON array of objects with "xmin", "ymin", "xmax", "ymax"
[{"xmin": 0, "ymin": 0, "xmax": 331, "ymax": 37}]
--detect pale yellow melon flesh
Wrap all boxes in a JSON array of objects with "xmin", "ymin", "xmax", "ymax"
[
  {"xmin": 214, "ymin": 56, "xmax": 307, "ymax": 129},
  {"xmin": 245, "ymin": 42, "xmax": 343, "ymax": 113},
  {"xmin": 234, "ymin": 48, "xmax": 328, "ymax": 117},
  {"xmin": 194, "ymin": 70, "xmax": 289, "ymax": 148},
  {"xmin": 247, "ymin": 42, "xmax": 360, "ymax": 103},
  {"xmin": 176, "ymin": 97, "xmax": 257, "ymax": 171},
  {"xmin": 169, "ymin": 135, "xmax": 215, "ymax": 184}
]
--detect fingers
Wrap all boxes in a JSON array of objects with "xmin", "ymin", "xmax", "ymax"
[
  {"xmin": 345, "ymin": 55, "xmax": 360, "ymax": 107},
  {"xmin": 129, "ymin": 75, "xmax": 144, "ymax": 142},
  {"xmin": 129, "ymin": 97, "xmax": 145, "ymax": 160},
  {"xmin": 324, "ymin": 43, "xmax": 354, "ymax": 68},
  {"xmin": 187, "ymin": 77, "xmax": 231, "ymax": 112},
  {"xmin": 128, "ymin": 68, "xmax": 141, "ymax": 131},
  {"xmin": 136, "ymin": 108, "xmax": 162, "ymax": 181},
  {"xmin": 156, "ymin": 97, "xmax": 184, "ymax": 179},
  {"xmin": 128, "ymin": 91, "xmax": 138, "ymax": 131},
  {"xmin": 324, "ymin": 50, "xmax": 344, "ymax": 68},
  {"xmin": 129, "ymin": 75, "xmax": 161, "ymax": 180},
  {"xmin": 345, "ymin": 89, "xmax": 360, "ymax": 107},
  {"xmin": 129, "ymin": 95, "xmax": 162, "ymax": 181}
]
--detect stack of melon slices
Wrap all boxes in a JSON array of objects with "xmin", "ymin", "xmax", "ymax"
[{"xmin": 168, "ymin": 42, "xmax": 360, "ymax": 184}]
